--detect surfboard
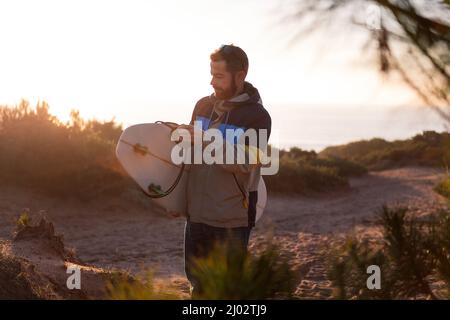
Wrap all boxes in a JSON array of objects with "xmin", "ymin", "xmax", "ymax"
[{"xmin": 115, "ymin": 122, "xmax": 267, "ymax": 222}]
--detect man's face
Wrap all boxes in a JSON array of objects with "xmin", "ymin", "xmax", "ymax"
[{"xmin": 210, "ymin": 60, "xmax": 237, "ymax": 100}]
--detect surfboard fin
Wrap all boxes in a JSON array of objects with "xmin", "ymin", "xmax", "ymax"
[{"xmin": 148, "ymin": 183, "xmax": 165, "ymax": 196}]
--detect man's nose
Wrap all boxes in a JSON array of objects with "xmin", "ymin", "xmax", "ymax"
[{"xmin": 210, "ymin": 78, "xmax": 215, "ymax": 86}]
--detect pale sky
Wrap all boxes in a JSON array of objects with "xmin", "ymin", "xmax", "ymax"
[{"xmin": 0, "ymin": 0, "xmax": 444, "ymax": 150}]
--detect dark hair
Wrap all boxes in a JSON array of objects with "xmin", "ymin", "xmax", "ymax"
[{"xmin": 210, "ymin": 44, "xmax": 249, "ymax": 74}]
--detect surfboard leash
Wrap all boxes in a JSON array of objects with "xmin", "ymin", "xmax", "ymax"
[
  {"xmin": 145, "ymin": 162, "xmax": 185, "ymax": 198},
  {"xmin": 233, "ymin": 173, "xmax": 249, "ymax": 209},
  {"xmin": 155, "ymin": 121, "xmax": 179, "ymax": 132}
]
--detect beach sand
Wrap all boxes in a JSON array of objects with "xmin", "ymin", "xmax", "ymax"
[{"xmin": 0, "ymin": 166, "xmax": 447, "ymax": 299}]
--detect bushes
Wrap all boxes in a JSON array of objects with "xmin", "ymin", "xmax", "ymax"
[
  {"xmin": 105, "ymin": 242, "xmax": 297, "ymax": 300},
  {"xmin": 0, "ymin": 101, "xmax": 366, "ymax": 198},
  {"xmin": 265, "ymin": 147, "xmax": 366, "ymax": 194},
  {"xmin": 435, "ymin": 177, "xmax": 450, "ymax": 200},
  {"xmin": 1, "ymin": 101, "xmax": 447, "ymax": 199},
  {"xmin": 0, "ymin": 100, "xmax": 131, "ymax": 200},
  {"xmin": 265, "ymin": 159, "xmax": 348, "ymax": 194},
  {"xmin": 327, "ymin": 206, "xmax": 450, "ymax": 299},
  {"xmin": 106, "ymin": 271, "xmax": 184, "ymax": 300},
  {"xmin": 319, "ymin": 131, "xmax": 450, "ymax": 170},
  {"xmin": 310, "ymin": 156, "xmax": 368, "ymax": 177},
  {"xmin": 190, "ymin": 242, "xmax": 297, "ymax": 299}
]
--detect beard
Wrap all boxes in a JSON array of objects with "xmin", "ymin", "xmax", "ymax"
[{"xmin": 213, "ymin": 78, "xmax": 237, "ymax": 100}]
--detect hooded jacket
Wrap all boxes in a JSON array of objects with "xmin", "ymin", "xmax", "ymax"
[{"xmin": 186, "ymin": 81, "xmax": 271, "ymax": 228}]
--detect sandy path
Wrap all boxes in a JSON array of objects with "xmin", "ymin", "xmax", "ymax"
[
  {"xmin": 253, "ymin": 166, "xmax": 448, "ymax": 297},
  {"xmin": 0, "ymin": 166, "xmax": 448, "ymax": 298}
]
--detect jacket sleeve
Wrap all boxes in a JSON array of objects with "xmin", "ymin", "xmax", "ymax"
[
  {"xmin": 189, "ymin": 97, "xmax": 208, "ymax": 125},
  {"xmin": 189, "ymin": 102, "xmax": 198, "ymax": 125}
]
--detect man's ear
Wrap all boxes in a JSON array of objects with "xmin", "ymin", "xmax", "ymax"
[{"xmin": 234, "ymin": 70, "xmax": 246, "ymax": 84}]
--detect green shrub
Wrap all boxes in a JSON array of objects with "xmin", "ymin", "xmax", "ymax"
[
  {"xmin": 312, "ymin": 156, "xmax": 367, "ymax": 177},
  {"xmin": 0, "ymin": 101, "xmax": 365, "ymax": 197},
  {"xmin": 320, "ymin": 131, "xmax": 450, "ymax": 170},
  {"xmin": 327, "ymin": 205, "xmax": 450, "ymax": 299},
  {"xmin": 190, "ymin": 242, "xmax": 298, "ymax": 300},
  {"xmin": 435, "ymin": 177, "xmax": 450, "ymax": 200},
  {"xmin": 0, "ymin": 100, "xmax": 131, "ymax": 200},
  {"xmin": 16, "ymin": 210, "xmax": 31, "ymax": 230},
  {"xmin": 106, "ymin": 270, "xmax": 183, "ymax": 300},
  {"xmin": 265, "ymin": 147, "xmax": 358, "ymax": 194}
]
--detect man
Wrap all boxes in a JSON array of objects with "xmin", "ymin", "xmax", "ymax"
[{"xmin": 179, "ymin": 44, "xmax": 272, "ymax": 297}]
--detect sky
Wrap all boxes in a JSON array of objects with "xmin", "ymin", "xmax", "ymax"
[{"xmin": 0, "ymin": 0, "xmax": 446, "ymax": 150}]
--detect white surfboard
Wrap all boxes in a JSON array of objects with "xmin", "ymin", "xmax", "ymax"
[{"xmin": 115, "ymin": 122, "xmax": 267, "ymax": 222}]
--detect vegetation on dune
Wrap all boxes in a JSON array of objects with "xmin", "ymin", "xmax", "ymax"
[
  {"xmin": 0, "ymin": 100, "xmax": 368, "ymax": 199},
  {"xmin": 1, "ymin": 101, "xmax": 447, "ymax": 198},
  {"xmin": 320, "ymin": 131, "xmax": 450, "ymax": 171},
  {"xmin": 189, "ymin": 241, "xmax": 297, "ymax": 300},
  {"xmin": 0, "ymin": 100, "xmax": 133, "ymax": 200},
  {"xmin": 105, "ymin": 238, "xmax": 297, "ymax": 300},
  {"xmin": 265, "ymin": 147, "xmax": 367, "ymax": 194},
  {"xmin": 327, "ymin": 205, "xmax": 450, "ymax": 299},
  {"xmin": 435, "ymin": 177, "xmax": 450, "ymax": 200},
  {"xmin": 106, "ymin": 270, "xmax": 184, "ymax": 300},
  {"xmin": 16, "ymin": 210, "xmax": 31, "ymax": 230}
]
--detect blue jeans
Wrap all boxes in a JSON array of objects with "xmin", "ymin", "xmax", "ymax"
[{"xmin": 184, "ymin": 220, "xmax": 251, "ymax": 297}]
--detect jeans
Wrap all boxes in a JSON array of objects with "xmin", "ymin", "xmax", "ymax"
[{"xmin": 184, "ymin": 220, "xmax": 252, "ymax": 298}]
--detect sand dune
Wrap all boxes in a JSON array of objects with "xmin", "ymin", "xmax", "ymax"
[
  {"xmin": 0, "ymin": 218, "xmax": 122, "ymax": 299},
  {"xmin": 0, "ymin": 166, "xmax": 447, "ymax": 299}
]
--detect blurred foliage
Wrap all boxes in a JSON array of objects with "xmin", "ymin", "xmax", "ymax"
[
  {"xmin": 266, "ymin": 147, "xmax": 367, "ymax": 194},
  {"xmin": 435, "ymin": 176, "xmax": 450, "ymax": 200},
  {"xmin": 283, "ymin": 0, "xmax": 450, "ymax": 121},
  {"xmin": 327, "ymin": 205, "xmax": 450, "ymax": 299},
  {"xmin": 15, "ymin": 209, "xmax": 31, "ymax": 231},
  {"xmin": 190, "ymin": 241, "xmax": 298, "ymax": 300},
  {"xmin": 0, "ymin": 100, "xmax": 132, "ymax": 200},
  {"xmin": 320, "ymin": 130, "xmax": 450, "ymax": 170},
  {"xmin": 106, "ymin": 270, "xmax": 183, "ymax": 300},
  {"xmin": 0, "ymin": 100, "xmax": 367, "ymax": 198},
  {"xmin": 4, "ymin": 101, "xmax": 446, "ymax": 198}
]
